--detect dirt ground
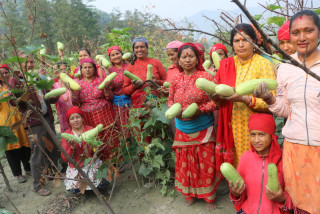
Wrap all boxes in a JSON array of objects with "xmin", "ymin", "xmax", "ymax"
[
  {"xmin": 0, "ymin": 124, "xmax": 236, "ymax": 214},
  {"xmin": 0, "ymin": 159, "xmax": 236, "ymax": 214}
]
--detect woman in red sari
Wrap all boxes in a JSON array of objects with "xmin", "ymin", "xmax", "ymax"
[
  {"xmin": 107, "ymin": 45, "xmax": 131, "ymax": 136},
  {"xmin": 71, "ymin": 58, "xmax": 119, "ymax": 162},
  {"xmin": 168, "ymin": 43, "xmax": 220, "ymax": 210},
  {"xmin": 122, "ymin": 37, "xmax": 167, "ymax": 108}
]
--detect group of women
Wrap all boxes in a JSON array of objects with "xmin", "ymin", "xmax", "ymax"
[{"xmin": 1, "ymin": 8, "xmax": 319, "ymax": 213}]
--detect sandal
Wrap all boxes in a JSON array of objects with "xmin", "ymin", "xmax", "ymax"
[
  {"xmin": 17, "ymin": 175, "xmax": 26, "ymax": 183},
  {"xmin": 36, "ymin": 187, "xmax": 51, "ymax": 196},
  {"xmin": 25, "ymin": 170, "xmax": 32, "ymax": 176}
]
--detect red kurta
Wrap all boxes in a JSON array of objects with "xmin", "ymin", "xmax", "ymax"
[
  {"xmin": 166, "ymin": 64, "xmax": 180, "ymax": 83},
  {"xmin": 122, "ymin": 57, "xmax": 167, "ymax": 108},
  {"xmin": 168, "ymin": 69, "xmax": 219, "ymax": 202}
]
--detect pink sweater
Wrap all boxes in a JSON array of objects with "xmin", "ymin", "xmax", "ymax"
[
  {"xmin": 268, "ymin": 54, "xmax": 320, "ymax": 146},
  {"xmin": 230, "ymin": 150, "xmax": 293, "ymax": 214}
]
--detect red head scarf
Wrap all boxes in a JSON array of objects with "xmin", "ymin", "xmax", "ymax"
[
  {"xmin": 107, "ymin": 45, "xmax": 122, "ymax": 56},
  {"xmin": 278, "ymin": 21, "xmax": 290, "ymax": 41},
  {"xmin": 209, "ymin": 43, "xmax": 228, "ymax": 57},
  {"xmin": 178, "ymin": 42, "xmax": 204, "ymax": 71},
  {"xmin": 248, "ymin": 113, "xmax": 282, "ymax": 165},
  {"xmin": 66, "ymin": 106, "xmax": 83, "ymax": 123},
  {"xmin": 0, "ymin": 64, "xmax": 10, "ymax": 70},
  {"xmin": 79, "ymin": 58, "xmax": 99, "ymax": 79},
  {"xmin": 194, "ymin": 42, "xmax": 205, "ymax": 57}
]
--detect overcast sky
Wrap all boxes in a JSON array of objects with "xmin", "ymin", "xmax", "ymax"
[{"xmin": 89, "ymin": 0, "xmax": 260, "ymax": 20}]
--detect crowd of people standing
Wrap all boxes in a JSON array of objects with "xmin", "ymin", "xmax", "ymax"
[{"xmin": 0, "ymin": 9, "xmax": 319, "ymax": 214}]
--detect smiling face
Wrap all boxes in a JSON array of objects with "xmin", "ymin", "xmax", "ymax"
[
  {"xmin": 109, "ymin": 50, "xmax": 123, "ymax": 66},
  {"xmin": 82, "ymin": 62, "xmax": 95, "ymax": 80},
  {"xmin": 290, "ymin": 15, "xmax": 320, "ymax": 58},
  {"xmin": 68, "ymin": 113, "xmax": 83, "ymax": 130},
  {"xmin": 166, "ymin": 48, "xmax": 179, "ymax": 64},
  {"xmin": 250, "ymin": 130, "xmax": 272, "ymax": 156},
  {"xmin": 279, "ymin": 40, "xmax": 296, "ymax": 55},
  {"xmin": 79, "ymin": 50, "xmax": 90, "ymax": 62},
  {"xmin": 134, "ymin": 42, "xmax": 148, "ymax": 59},
  {"xmin": 179, "ymin": 48, "xmax": 198, "ymax": 73},
  {"xmin": 233, "ymin": 32, "xmax": 255, "ymax": 61}
]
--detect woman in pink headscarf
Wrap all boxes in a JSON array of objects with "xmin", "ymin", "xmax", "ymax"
[
  {"xmin": 166, "ymin": 41, "xmax": 183, "ymax": 83},
  {"xmin": 107, "ymin": 45, "xmax": 131, "ymax": 137},
  {"xmin": 71, "ymin": 58, "xmax": 119, "ymax": 162}
]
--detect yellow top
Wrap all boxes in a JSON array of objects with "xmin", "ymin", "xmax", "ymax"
[
  {"xmin": 0, "ymin": 86, "xmax": 29, "ymax": 150},
  {"xmin": 232, "ymin": 54, "xmax": 276, "ymax": 167}
]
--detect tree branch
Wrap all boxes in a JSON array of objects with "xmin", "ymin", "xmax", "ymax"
[
  {"xmin": 164, "ymin": 28, "xmax": 231, "ymax": 46},
  {"xmin": 231, "ymin": 0, "xmax": 320, "ymax": 82},
  {"xmin": 258, "ymin": 3, "xmax": 291, "ymax": 17}
]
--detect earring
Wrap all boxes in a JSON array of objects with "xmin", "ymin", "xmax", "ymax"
[{"xmin": 253, "ymin": 48, "xmax": 256, "ymax": 51}]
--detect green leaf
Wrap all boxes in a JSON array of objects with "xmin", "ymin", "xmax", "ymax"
[
  {"xmin": 3, "ymin": 56, "xmax": 26, "ymax": 64},
  {"xmin": 314, "ymin": 9, "xmax": 320, "ymax": 15},
  {"xmin": 96, "ymin": 163, "xmax": 108, "ymax": 179},
  {"xmin": 0, "ymin": 137, "xmax": 7, "ymax": 151},
  {"xmin": 0, "ymin": 126, "xmax": 18, "ymax": 151},
  {"xmin": 267, "ymin": 4, "xmax": 283, "ymax": 11},
  {"xmin": 253, "ymin": 14, "xmax": 263, "ymax": 21},
  {"xmin": 151, "ymin": 138, "xmax": 165, "ymax": 151},
  {"xmin": 19, "ymin": 45, "xmax": 43, "ymax": 55},
  {"xmin": 152, "ymin": 159, "xmax": 161, "ymax": 169},
  {"xmin": 0, "ymin": 208, "xmax": 13, "ymax": 214},
  {"xmin": 267, "ymin": 16, "xmax": 285, "ymax": 27},
  {"xmin": 84, "ymin": 157, "xmax": 92, "ymax": 167},
  {"xmin": 34, "ymin": 79, "xmax": 54, "ymax": 90},
  {"xmin": 154, "ymin": 154, "xmax": 164, "ymax": 167},
  {"xmin": 0, "ymin": 97, "xmax": 14, "ymax": 103},
  {"xmin": 160, "ymin": 185, "xmax": 167, "ymax": 196},
  {"xmin": 139, "ymin": 164, "xmax": 153, "ymax": 177}
]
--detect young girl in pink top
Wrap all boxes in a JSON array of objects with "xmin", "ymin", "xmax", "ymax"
[{"xmin": 229, "ymin": 113, "xmax": 293, "ymax": 214}]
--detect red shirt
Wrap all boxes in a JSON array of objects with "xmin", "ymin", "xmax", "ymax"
[
  {"xmin": 122, "ymin": 57, "xmax": 167, "ymax": 107},
  {"xmin": 168, "ymin": 70, "xmax": 216, "ymax": 117},
  {"xmin": 166, "ymin": 64, "xmax": 180, "ymax": 83}
]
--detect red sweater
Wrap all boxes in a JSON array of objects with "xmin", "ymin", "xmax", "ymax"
[
  {"xmin": 122, "ymin": 57, "xmax": 167, "ymax": 107},
  {"xmin": 61, "ymin": 125, "xmax": 94, "ymax": 168},
  {"xmin": 230, "ymin": 150, "xmax": 293, "ymax": 213}
]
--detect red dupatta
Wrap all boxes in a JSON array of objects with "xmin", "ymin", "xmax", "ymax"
[{"xmin": 214, "ymin": 57, "xmax": 236, "ymax": 175}]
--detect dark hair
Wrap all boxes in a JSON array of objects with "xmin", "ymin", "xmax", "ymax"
[
  {"xmin": 79, "ymin": 48, "xmax": 91, "ymax": 57},
  {"xmin": 131, "ymin": 42, "xmax": 148, "ymax": 65},
  {"xmin": 230, "ymin": 23, "xmax": 257, "ymax": 47},
  {"xmin": 57, "ymin": 61, "xmax": 69, "ymax": 70},
  {"xmin": 290, "ymin": 10, "xmax": 320, "ymax": 31},
  {"xmin": 80, "ymin": 62, "xmax": 97, "ymax": 74},
  {"xmin": 176, "ymin": 45, "xmax": 199, "ymax": 72}
]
